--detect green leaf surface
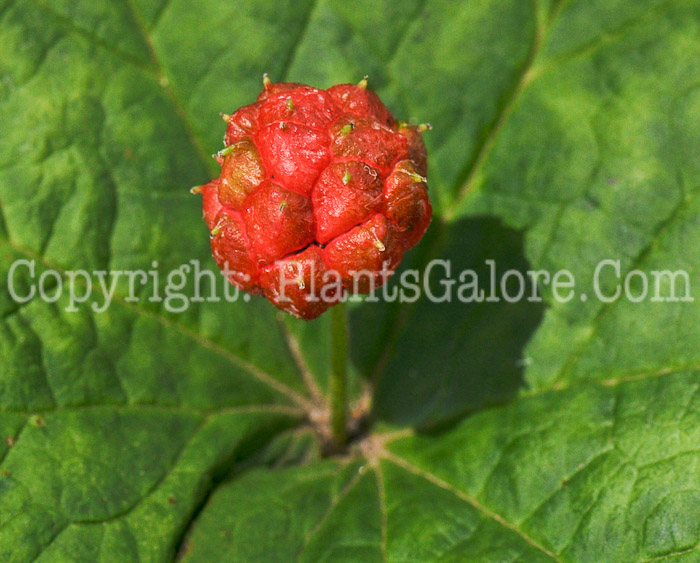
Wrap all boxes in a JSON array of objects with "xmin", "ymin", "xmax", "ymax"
[{"xmin": 2, "ymin": 0, "xmax": 700, "ymax": 560}]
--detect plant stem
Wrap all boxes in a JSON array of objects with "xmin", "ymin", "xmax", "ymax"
[{"xmin": 329, "ymin": 302, "xmax": 349, "ymax": 447}]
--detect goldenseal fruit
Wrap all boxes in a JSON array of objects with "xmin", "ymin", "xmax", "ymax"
[{"xmin": 195, "ymin": 76, "xmax": 432, "ymax": 320}]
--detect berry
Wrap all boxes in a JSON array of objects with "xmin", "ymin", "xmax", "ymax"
[{"xmin": 196, "ymin": 77, "xmax": 432, "ymax": 320}]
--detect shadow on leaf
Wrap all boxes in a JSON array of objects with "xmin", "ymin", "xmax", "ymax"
[{"xmin": 351, "ymin": 216, "xmax": 545, "ymax": 430}]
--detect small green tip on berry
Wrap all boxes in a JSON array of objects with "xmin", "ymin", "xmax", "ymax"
[
  {"xmin": 262, "ymin": 73, "xmax": 271, "ymax": 88},
  {"xmin": 409, "ymin": 172, "xmax": 428, "ymax": 183},
  {"xmin": 217, "ymin": 144, "xmax": 238, "ymax": 158},
  {"xmin": 373, "ymin": 238, "xmax": 386, "ymax": 252},
  {"xmin": 417, "ymin": 123, "xmax": 432, "ymax": 132},
  {"xmin": 210, "ymin": 224, "xmax": 221, "ymax": 237},
  {"xmin": 220, "ymin": 112, "xmax": 231, "ymax": 122},
  {"xmin": 279, "ymin": 201, "xmax": 288, "ymax": 211},
  {"xmin": 358, "ymin": 76, "xmax": 368, "ymax": 89},
  {"xmin": 286, "ymin": 97, "xmax": 294, "ymax": 111},
  {"xmin": 342, "ymin": 171, "xmax": 352, "ymax": 185},
  {"xmin": 190, "ymin": 185, "xmax": 203, "ymax": 194},
  {"xmin": 339, "ymin": 123, "xmax": 354, "ymax": 136}
]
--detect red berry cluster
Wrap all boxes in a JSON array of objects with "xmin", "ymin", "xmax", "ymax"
[{"xmin": 197, "ymin": 77, "xmax": 432, "ymax": 319}]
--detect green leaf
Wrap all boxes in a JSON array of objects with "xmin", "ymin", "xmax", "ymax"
[{"xmin": 2, "ymin": 0, "xmax": 700, "ymax": 560}]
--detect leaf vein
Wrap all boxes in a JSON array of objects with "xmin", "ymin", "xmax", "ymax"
[
  {"xmin": 31, "ymin": 0, "xmax": 153, "ymax": 75},
  {"xmin": 0, "ymin": 238, "xmax": 314, "ymax": 411},
  {"xmin": 374, "ymin": 465, "xmax": 388, "ymax": 562},
  {"xmin": 124, "ymin": 0, "xmax": 215, "ymax": 175},
  {"xmin": 445, "ymin": 0, "xmax": 542, "ymax": 220},
  {"xmin": 281, "ymin": 0, "xmax": 322, "ymax": 82},
  {"xmin": 0, "ymin": 418, "xmax": 29, "ymax": 466},
  {"xmin": 278, "ymin": 317, "xmax": 324, "ymax": 406},
  {"xmin": 551, "ymin": 186, "xmax": 700, "ymax": 387},
  {"xmin": 383, "ymin": 451, "xmax": 561, "ymax": 561},
  {"xmin": 295, "ymin": 467, "xmax": 366, "ymax": 561}
]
